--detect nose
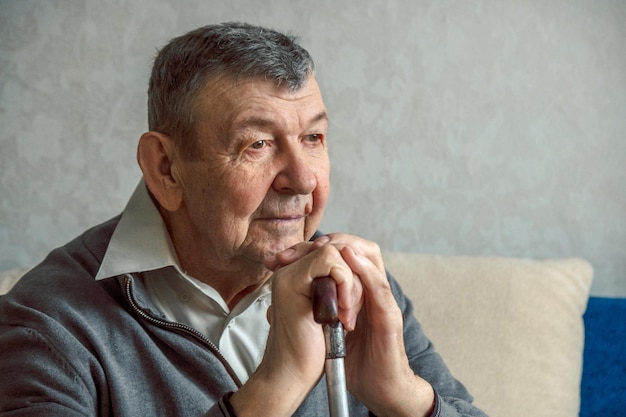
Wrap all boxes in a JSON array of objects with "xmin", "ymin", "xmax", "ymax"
[{"xmin": 272, "ymin": 147, "xmax": 317, "ymax": 195}]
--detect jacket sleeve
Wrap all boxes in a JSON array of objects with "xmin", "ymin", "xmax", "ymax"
[
  {"xmin": 387, "ymin": 272, "xmax": 489, "ymax": 417},
  {"xmin": 0, "ymin": 325, "xmax": 97, "ymax": 416}
]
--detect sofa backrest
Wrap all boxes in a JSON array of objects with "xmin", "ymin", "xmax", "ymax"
[{"xmin": 384, "ymin": 253, "xmax": 593, "ymax": 417}]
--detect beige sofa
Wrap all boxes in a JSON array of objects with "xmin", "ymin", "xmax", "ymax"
[{"xmin": 0, "ymin": 254, "xmax": 593, "ymax": 417}]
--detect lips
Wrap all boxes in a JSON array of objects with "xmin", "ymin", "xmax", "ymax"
[
  {"xmin": 255, "ymin": 197, "xmax": 313, "ymax": 221},
  {"xmin": 256, "ymin": 213, "xmax": 307, "ymax": 221}
]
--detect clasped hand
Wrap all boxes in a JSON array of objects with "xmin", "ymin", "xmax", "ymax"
[{"xmin": 230, "ymin": 234, "xmax": 434, "ymax": 417}]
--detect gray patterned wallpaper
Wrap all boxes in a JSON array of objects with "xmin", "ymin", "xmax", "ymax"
[{"xmin": 1, "ymin": 1, "xmax": 625, "ymax": 296}]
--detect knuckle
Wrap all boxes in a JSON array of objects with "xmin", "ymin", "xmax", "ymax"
[
  {"xmin": 317, "ymin": 242, "xmax": 342, "ymax": 261},
  {"xmin": 366, "ymin": 240, "xmax": 381, "ymax": 254}
]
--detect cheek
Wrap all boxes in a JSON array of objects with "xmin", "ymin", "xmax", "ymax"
[
  {"xmin": 185, "ymin": 168, "xmax": 259, "ymax": 225},
  {"xmin": 313, "ymin": 177, "xmax": 330, "ymax": 210},
  {"xmin": 305, "ymin": 171, "xmax": 330, "ymax": 236},
  {"xmin": 315, "ymin": 158, "xmax": 331, "ymax": 208},
  {"xmin": 223, "ymin": 187, "xmax": 264, "ymax": 220},
  {"xmin": 223, "ymin": 170, "xmax": 273, "ymax": 217}
]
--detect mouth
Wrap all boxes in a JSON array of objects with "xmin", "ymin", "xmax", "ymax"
[
  {"xmin": 256, "ymin": 214, "xmax": 307, "ymax": 223},
  {"xmin": 254, "ymin": 198, "xmax": 314, "ymax": 225}
]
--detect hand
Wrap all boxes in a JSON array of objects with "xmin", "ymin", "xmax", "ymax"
[
  {"xmin": 280, "ymin": 234, "xmax": 436, "ymax": 417},
  {"xmin": 266, "ymin": 238, "xmax": 364, "ymax": 331},
  {"xmin": 230, "ymin": 241, "xmax": 362, "ymax": 416}
]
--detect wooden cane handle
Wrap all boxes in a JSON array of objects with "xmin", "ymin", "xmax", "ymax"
[{"xmin": 312, "ymin": 277, "xmax": 339, "ymax": 324}]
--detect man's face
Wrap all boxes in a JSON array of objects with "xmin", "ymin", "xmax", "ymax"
[{"xmin": 174, "ymin": 76, "xmax": 330, "ymax": 265}]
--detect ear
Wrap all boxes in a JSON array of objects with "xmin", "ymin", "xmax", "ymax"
[{"xmin": 137, "ymin": 131, "xmax": 184, "ymax": 212}]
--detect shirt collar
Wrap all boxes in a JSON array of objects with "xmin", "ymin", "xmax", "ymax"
[{"xmin": 95, "ymin": 179, "xmax": 183, "ymax": 280}]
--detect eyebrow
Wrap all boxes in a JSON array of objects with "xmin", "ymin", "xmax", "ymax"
[
  {"xmin": 234, "ymin": 111, "xmax": 329, "ymax": 131},
  {"xmin": 310, "ymin": 111, "xmax": 330, "ymax": 126}
]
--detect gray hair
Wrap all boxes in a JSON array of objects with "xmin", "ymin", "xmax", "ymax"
[{"xmin": 147, "ymin": 22, "xmax": 316, "ymax": 158}]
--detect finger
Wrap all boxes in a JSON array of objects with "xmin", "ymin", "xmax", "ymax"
[
  {"xmin": 264, "ymin": 247, "xmax": 297, "ymax": 271},
  {"xmin": 336, "ymin": 272, "xmax": 363, "ymax": 331},
  {"xmin": 340, "ymin": 246, "xmax": 400, "ymax": 327},
  {"xmin": 276, "ymin": 244, "xmax": 361, "ymax": 330},
  {"xmin": 320, "ymin": 233, "xmax": 385, "ymax": 272},
  {"xmin": 265, "ymin": 240, "xmax": 324, "ymax": 271},
  {"xmin": 306, "ymin": 245, "xmax": 363, "ymax": 331},
  {"xmin": 270, "ymin": 244, "xmax": 352, "ymax": 301}
]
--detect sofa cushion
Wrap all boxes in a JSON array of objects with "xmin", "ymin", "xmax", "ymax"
[
  {"xmin": 383, "ymin": 253, "xmax": 593, "ymax": 417},
  {"xmin": 0, "ymin": 267, "xmax": 30, "ymax": 296}
]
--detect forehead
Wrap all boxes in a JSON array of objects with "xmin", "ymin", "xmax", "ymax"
[{"xmin": 194, "ymin": 75, "xmax": 327, "ymax": 136}]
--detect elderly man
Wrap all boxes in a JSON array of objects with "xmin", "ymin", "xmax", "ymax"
[{"xmin": 0, "ymin": 23, "xmax": 487, "ymax": 417}]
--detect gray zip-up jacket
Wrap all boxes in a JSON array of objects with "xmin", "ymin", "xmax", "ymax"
[{"xmin": 0, "ymin": 216, "xmax": 487, "ymax": 417}]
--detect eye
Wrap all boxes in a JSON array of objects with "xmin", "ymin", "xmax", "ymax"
[
  {"xmin": 250, "ymin": 140, "xmax": 266, "ymax": 150},
  {"xmin": 304, "ymin": 133, "xmax": 324, "ymax": 143}
]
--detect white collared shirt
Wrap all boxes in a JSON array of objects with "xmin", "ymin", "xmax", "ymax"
[{"xmin": 95, "ymin": 180, "xmax": 271, "ymax": 383}]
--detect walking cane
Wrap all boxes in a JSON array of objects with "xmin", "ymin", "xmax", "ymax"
[{"xmin": 312, "ymin": 277, "xmax": 350, "ymax": 417}]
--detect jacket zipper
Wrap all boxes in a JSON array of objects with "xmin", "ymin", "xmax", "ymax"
[{"xmin": 123, "ymin": 273, "xmax": 243, "ymax": 387}]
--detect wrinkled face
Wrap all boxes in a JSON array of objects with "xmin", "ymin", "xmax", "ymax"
[{"xmin": 175, "ymin": 76, "xmax": 330, "ymax": 265}]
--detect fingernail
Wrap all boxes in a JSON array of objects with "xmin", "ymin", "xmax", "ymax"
[
  {"xmin": 347, "ymin": 315, "xmax": 357, "ymax": 331},
  {"xmin": 315, "ymin": 235, "xmax": 330, "ymax": 244},
  {"xmin": 279, "ymin": 247, "xmax": 296, "ymax": 257}
]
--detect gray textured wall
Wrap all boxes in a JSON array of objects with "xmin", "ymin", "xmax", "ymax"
[{"xmin": 1, "ymin": 0, "xmax": 625, "ymax": 296}]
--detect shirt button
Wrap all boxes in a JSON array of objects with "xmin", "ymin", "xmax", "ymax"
[{"xmin": 179, "ymin": 293, "xmax": 190, "ymax": 302}]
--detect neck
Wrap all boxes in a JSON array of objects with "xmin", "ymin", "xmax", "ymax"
[{"xmin": 181, "ymin": 252, "xmax": 272, "ymax": 309}]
